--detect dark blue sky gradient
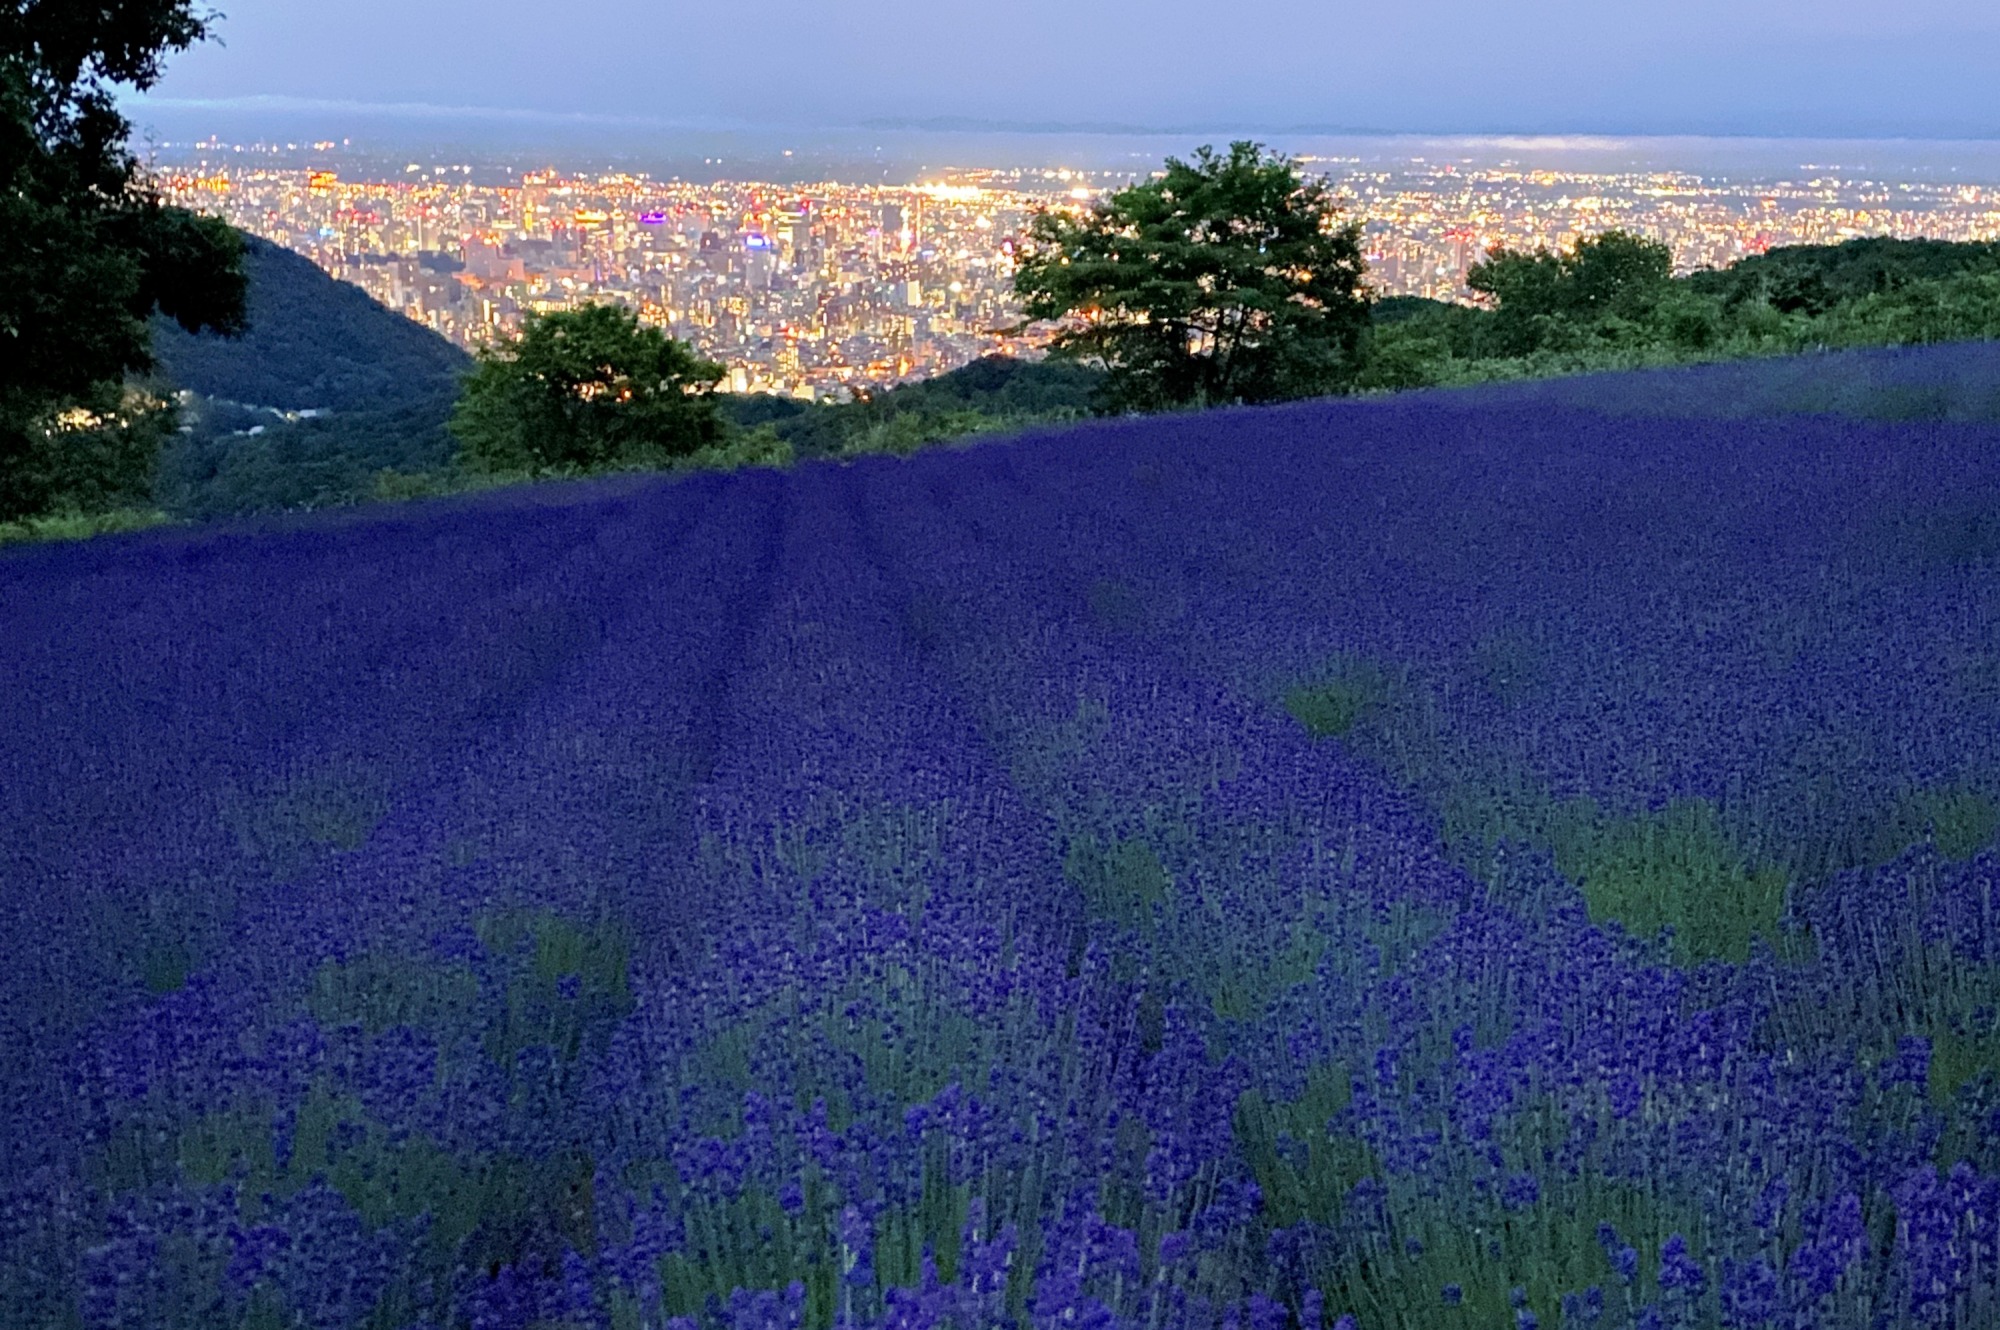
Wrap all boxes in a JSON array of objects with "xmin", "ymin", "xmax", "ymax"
[{"xmin": 142, "ymin": 0, "xmax": 2000, "ymax": 140}]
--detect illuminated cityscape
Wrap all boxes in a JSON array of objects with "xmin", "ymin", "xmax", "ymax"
[
  {"xmin": 1328, "ymin": 159, "xmax": 2000, "ymax": 302},
  {"xmin": 161, "ymin": 151, "xmax": 2000, "ymax": 399}
]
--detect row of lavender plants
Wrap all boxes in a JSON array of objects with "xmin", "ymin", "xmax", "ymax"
[
  {"xmin": 870, "ymin": 398, "xmax": 2000, "ymax": 1323},
  {"xmin": 2, "ymin": 383, "xmax": 1996, "ymax": 1328}
]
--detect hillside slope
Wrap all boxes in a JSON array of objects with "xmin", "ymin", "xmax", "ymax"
[
  {"xmin": 149, "ymin": 235, "xmax": 471, "ymax": 517},
  {"xmin": 150, "ymin": 234, "xmax": 470, "ymax": 413},
  {"xmin": 1433, "ymin": 338, "xmax": 2000, "ymax": 422},
  {"xmin": 5, "ymin": 390, "xmax": 2000, "ymax": 1324}
]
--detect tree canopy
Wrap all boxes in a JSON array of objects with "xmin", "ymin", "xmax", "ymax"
[
  {"xmin": 0, "ymin": 0, "xmax": 246, "ymax": 520},
  {"xmin": 1357, "ymin": 233, "xmax": 2000, "ymax": 393},
  {"xmin": 450, "ymin": 304, "xmax": 726, "ymax": 474},
  {"xmin": 1685, "ymin": 236, "xmax": 2000, "ymax": 313},
  {"xmin": 1465, "ymin": 231, "xmax": 1676, "ymax": 355},
  {"xmin": 1013, "ymin": 142, "xmax": 1369, "ymax": 412}
]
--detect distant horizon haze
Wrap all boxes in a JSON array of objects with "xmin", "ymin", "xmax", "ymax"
[
  {"xmin": 123, "ymin": 106, "xmax": 2000, "ymax": 191},
  {"xmin": 139, "ymin": 0, "xmax": 2000, "ymax": 143}
]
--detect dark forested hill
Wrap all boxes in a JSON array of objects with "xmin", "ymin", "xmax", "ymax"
[
  {"xmin": 1684, "ymin": 237, "xmax": 2000, "ymax": 312},
  {"xmin": 151, "ymin": 235, "xmax": 470, "ymax": 412},
  {"xmin": 148, "ymin": 236, "xmax": 471, "ymax": 517}
]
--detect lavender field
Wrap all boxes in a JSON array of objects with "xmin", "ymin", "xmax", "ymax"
[{"xmin": 3, "ymin": 384, "xmax": 1999, "ymax": 1330}]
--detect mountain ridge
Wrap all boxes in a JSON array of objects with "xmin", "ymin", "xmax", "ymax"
[{"xmin": 151, "ymin": 234, "xmax": 470, "ymax": 414}]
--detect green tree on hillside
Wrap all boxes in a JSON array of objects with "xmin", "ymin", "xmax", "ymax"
[
  {"xmin": 1, "ymin": 1, "xmax": 247, "ymax": 521},
  {"xmin": 1013, "ymin": 142, "xmax": 1370, "ymax": 412},
  {"xmin": 451, "ymin": 305, "xmax": 726, "ymax": 474},
  {"xmin": 1467, "ymin": 230, "xmax": 1675, "ymax": 355}
]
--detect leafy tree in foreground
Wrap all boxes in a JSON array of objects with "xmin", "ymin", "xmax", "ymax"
[
  {"xmin": 1013, "ymin": 142, "xmax": 1370, "ymax": 412},
  {"xmin": 451, "ymin": 304, "xmax": 726, "ymax": 474},
  {"xmin": 1, "ymin": 0, "xmax": 247, "ymax": 520}
]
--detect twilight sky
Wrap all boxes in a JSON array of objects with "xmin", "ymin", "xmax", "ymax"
[{"xmin": 141, "ymin": 0, "xmax": 2000, "ymax": 140}]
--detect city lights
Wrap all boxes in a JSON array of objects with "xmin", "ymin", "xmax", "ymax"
[{"xmin": 160, "ymin": 154, "xmax": 2000, "ymax": 399}]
